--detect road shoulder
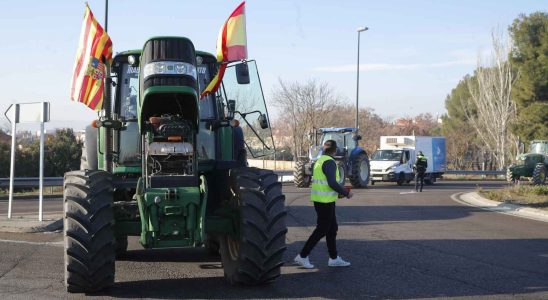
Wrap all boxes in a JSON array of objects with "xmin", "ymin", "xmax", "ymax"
[
  {"xmin": 0, "ymin": 215, "xmax": 63, "ymax": 233},
  {"xmin": 453, "ymin": 192, "xmax": 548, "ymax": 223}
]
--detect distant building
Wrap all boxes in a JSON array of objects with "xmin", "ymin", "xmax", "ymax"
[{"xmin": 0, "ymin": 131, "xmax": 10, "ymax": 143}]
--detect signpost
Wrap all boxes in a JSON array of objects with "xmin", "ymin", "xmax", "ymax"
[{"xmin": 4, "ymin": 102, "xmax": 50, "ymax": 221}]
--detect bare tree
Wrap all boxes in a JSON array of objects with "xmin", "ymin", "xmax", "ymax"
[
  {"xmin": 464, "ymin": 29, "xmax": 518, "ymax": 170},
  {"xmin": 271, "ymin": 79, "xmax": 341, "ymax": 159}
]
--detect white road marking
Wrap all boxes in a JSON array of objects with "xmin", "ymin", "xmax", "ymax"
[
  {"xmin": 399, "ymin": 191, "xmax": 417, "ymax": 194},
  {"xmin": 0, "ymin": 239, "xmax": 63, "ymax": 246}
]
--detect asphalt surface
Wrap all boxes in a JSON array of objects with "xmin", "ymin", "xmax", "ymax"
[{"xmin": 1, "ymin": 180, "xmax": 548, "ymax": 299}]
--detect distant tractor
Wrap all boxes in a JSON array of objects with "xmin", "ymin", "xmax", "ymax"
[
  {"xmin": 293, "ymin": 128, "xmax": 370, "ymax": 188},
  {"xmin": 507, "ymin": 140, "xmax": 548, "ymax": 185}
]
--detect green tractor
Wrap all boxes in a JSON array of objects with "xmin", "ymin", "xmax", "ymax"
[
  {"xmin": 506, "ymin": 140, "xmax": 548, "ymax": 185},
  {"xmin": 66, "ymin": 37, "xmax": 287, "ymax": 292}
]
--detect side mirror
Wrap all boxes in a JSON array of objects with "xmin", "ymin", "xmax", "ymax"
[
  {"xmin": 227, "ymin": 100, "xmax": 236, "ymax": 120},
  {"xmin": 258, "ymin": 114, "xmax": 269, "ymax": 129},
  {"xmin": 355, "ymin": 135, "xmax": 362, "ymax": 141},
  {"xmin": 236, "ymin": 63, "xmax": 250, "ymax": 85}
]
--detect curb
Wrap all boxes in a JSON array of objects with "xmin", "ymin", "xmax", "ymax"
[
  {"xmin": 0, "ymin": 217, "xmax": 63, "ymax": 233},
  {"xmin": 453, "ymin": 192, "xmax": 548, "ymax": 223}
]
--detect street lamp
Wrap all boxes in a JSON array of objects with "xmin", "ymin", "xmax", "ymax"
[{"xmin": 355, "ymin": 26, "xmax": 368, "ymax": 131}]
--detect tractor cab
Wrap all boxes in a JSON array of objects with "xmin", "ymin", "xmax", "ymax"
[{"xmin": 309, "ymin": 127, "xmax": 360, "ymax": 160}]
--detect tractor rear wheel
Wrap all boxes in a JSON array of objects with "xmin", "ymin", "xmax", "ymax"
[
  {"xmin": 294, "ymin": 160, "xmax": 311, "ymax": 188},
  {"xmin": 532, "ymin": 163, "xmax": 547, "ymax": 185},
  {"xmin": 506, "ymin": 164, "xmax": 518, "ymax": 184},
  {"xmin": 220, "ymin": 167, "xmax": 287, "ymax": 285},
  {"xmin": 349, "ymin": 153, "xmax": 370, "ymax": 188},
  {"xmin": 64, "ymin": 170, "xmax": 115, "ymax": 293}
]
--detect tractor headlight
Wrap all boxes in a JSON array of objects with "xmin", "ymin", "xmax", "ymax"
[{"xmin": 143, "ymin": 61, "xmax": 197, "ymax": 79}]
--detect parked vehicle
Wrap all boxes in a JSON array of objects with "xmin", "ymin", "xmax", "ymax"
[{"xmin": 369, "ymin": 136, "xmax": 446, "ymax": 185}]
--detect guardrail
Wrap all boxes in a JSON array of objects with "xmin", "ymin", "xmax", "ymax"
[
  {"xmin": 444, "ymin": 170, "xmax": 505, "ymax": 175},
  {"xmin": 0, "ymin": 177, "xmax": 64, "ymax": 188},
  {"xmin": 0, "ymin": 169, "xmax": 505, "ymax": 188}
]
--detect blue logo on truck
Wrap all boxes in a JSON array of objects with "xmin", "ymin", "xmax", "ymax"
[{"xmin": 432, "ymin": 138, "xmax": 446, "ymax": 171}]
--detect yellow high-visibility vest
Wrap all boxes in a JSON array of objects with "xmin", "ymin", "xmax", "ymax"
[{"xmin": 311, "ymin": 155, "xmax": 340, "ymax": 203}]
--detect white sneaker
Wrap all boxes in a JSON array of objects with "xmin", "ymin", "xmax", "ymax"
[
  {"xmin": 328, "ymin": 256, "xmax": 351, "ymax": 267},
  {"xmin": 294, "ymin": 254, "xmax": 314, "ymax": 269}
]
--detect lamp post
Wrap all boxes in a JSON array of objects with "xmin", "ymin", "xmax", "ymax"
[{"xmin": 355, "ymin": 26, "xmax": 368, "ymax": 131}]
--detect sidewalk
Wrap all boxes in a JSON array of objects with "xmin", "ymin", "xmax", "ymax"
[
  {"xmin": 456, "ymin": 192, "xmax": 548, "ymax": 223},
  {"xmin": 0, "ymin": 213, "xmax": 63, "ymax": 233}
]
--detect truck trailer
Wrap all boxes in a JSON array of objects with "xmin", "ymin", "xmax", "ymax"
[{"xmin": 369, "ymin": 136, "xmax": 446, "ymax": 185}]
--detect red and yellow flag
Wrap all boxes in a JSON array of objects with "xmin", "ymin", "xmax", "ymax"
[
  {"xmin": 201, "ymin": 1, "xmax": 248, "ymax": 99},
  {"xmin": 70, "ymin": 5, "xmax": 113, "ymax": 111}
]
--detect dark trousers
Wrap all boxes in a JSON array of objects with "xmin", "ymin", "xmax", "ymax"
[
  {"xmin": 300, "ymin": 201, "xmax": 338, "ymax": 259},
  {"xmin": 415, "ymin": 171, "xmax": 425, "ymax": 192}
]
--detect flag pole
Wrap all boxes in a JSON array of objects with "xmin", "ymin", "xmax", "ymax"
[
  {"xmin": 104, "ymin": 0, "xmax": 108, "ymax": 32},
  {"xmin": 102, "ymin": 0, "xmax": 112, "ymax": 172}
]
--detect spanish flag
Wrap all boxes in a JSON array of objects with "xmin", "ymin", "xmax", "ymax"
[
  {"xmin": 70, "ymin": 4, "xmax": 113, "ymax": 111},
  {"xmin": 200, "ymin": 1, "xmax": 248, "ymax": 99}
]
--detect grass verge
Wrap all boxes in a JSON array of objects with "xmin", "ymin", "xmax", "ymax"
[{"xmin": 478, "ymin": 185, "xmax": 548, "ymax": 209}]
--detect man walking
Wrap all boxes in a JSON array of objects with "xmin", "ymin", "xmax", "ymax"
[
  {"xmin": 294, "ymin": 140, "xmax": 353, "ymax": 269},
  {"xmin": 414, "ymin": 151, "xmax": 428, "ymax": 192}
]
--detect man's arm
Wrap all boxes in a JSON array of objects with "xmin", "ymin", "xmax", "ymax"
[{"xmin": 322, "ymin": 160, "xmax": 348, "ymax": 197}]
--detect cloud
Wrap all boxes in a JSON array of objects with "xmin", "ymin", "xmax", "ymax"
[{"xmin": 314, "ymin": 58, "xmax": 475, "ymax": 73}]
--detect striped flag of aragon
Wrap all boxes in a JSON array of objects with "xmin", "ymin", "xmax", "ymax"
[{"xmin": 70, "ymin": 4, "xmax": 113, "ymax": 111}]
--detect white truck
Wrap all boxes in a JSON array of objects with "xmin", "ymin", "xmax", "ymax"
[{"xmin": 369, "ymin": 136, "xmax": 446, "ymax": 185}]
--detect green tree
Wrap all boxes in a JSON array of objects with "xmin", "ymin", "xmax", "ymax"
[
  {"xmin": 509, "ymin": 12, "xmax": 548, "ymax": 141},
  {"xmin": 442, "ymin": 75, "xmax": 484, "ymax": 169},
  {"xmin": 45, "ymin": 129, "xmax": 82, "ymax": 177}
]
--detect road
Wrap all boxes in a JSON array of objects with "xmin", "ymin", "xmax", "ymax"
[{"xmin": 1, "ymin": 180, "xmax": 547, "ymax": 299}]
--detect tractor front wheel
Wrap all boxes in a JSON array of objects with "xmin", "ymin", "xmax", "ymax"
[
  {"xmin": 64, "ymin": 170, "xmax": 115, "ymax": 293},
  {"xmin": 294, "ymin": 160, "xmax": 311, "ymax": 188},
  {"xmin": 220, "ymin": 167, "xmax": 287, "ymax": 285},
  {"xmin": 532, "ymin": 163, "xmax": 547, "ymax": 185},
  {"xmin": 349, "ymin": 153, "xmax": 370, "ymax": 188},
  {"xmin": 506, "ymin": 164, "xmax": 519, "ymax": 184}
]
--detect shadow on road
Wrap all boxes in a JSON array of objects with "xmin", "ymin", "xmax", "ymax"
[
  {"xmin": 96, "ymin": 238, "xmax": 548, "ymax": 299},
  {"xmin": 287, "ymin": 205, "xmax": 484, "ymax": 228}
]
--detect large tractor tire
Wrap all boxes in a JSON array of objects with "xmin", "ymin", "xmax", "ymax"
[
  {"xmin": 506, "ymin": 164, "xmax": 518, "ymax": 184},
  {"xmin": 220, "ymin": 167, "xmax": 287, "ymax": 285},
  {"xmin": 80, "ymin": 125, "xmax": 98, "ymax": 171},
  {"xmin": 294, "ymin": 160, "xmax": 310, "ymax": 188},
  {"xmin": 532, "ymin": 163, "xmax": 547, "ymax": 185},
  {"xmin": 64, "ymin": 170, "xmax": 115, "ymax": 293},
  {"xmin": 349, "ymin": 153, "xmax": 370, "ymax": 188}
]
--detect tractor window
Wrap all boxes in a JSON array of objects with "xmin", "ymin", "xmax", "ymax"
[
  {"xmin": 222, "ymin": 61, "xmax": 275, "ymax": 158},
  {"xmin": 345, "ymin": 134, "xmax": 356, "ymax": 151},
  {"xmin": 196, "ymin": 61, "xmax": 215, "ymax": 119},
  {"xmin": 196, "ymin": 57, "xmax": 216, "ymax": 160},
  {"xmin": 119, "ymin": 64, "xmax": 139, "ymax": 120},
  {"xmin": 530, "ymin": 142, "xmax": 548, "ymax": 155},
  {"xmin": 117, "ymin": 63, "xmax": 141, "ymax": 166}
]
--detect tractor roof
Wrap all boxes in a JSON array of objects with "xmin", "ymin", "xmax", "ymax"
[{"xmin": 319, "ymin": 127, "xmax": 357, "ymax": 133}]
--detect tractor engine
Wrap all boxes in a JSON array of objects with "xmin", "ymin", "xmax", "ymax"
[
  {"xmin": 138, "ymin": 36, "xmax": 200, "ymax": 188},
  {"xmin": 146, "ymin": 115, "xmax": 194, "ymax": 176}
]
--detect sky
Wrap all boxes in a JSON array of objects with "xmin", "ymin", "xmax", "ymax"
[{"xmin": 0, "ymin": 0, "xmax": 546, "ymax": 133}]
